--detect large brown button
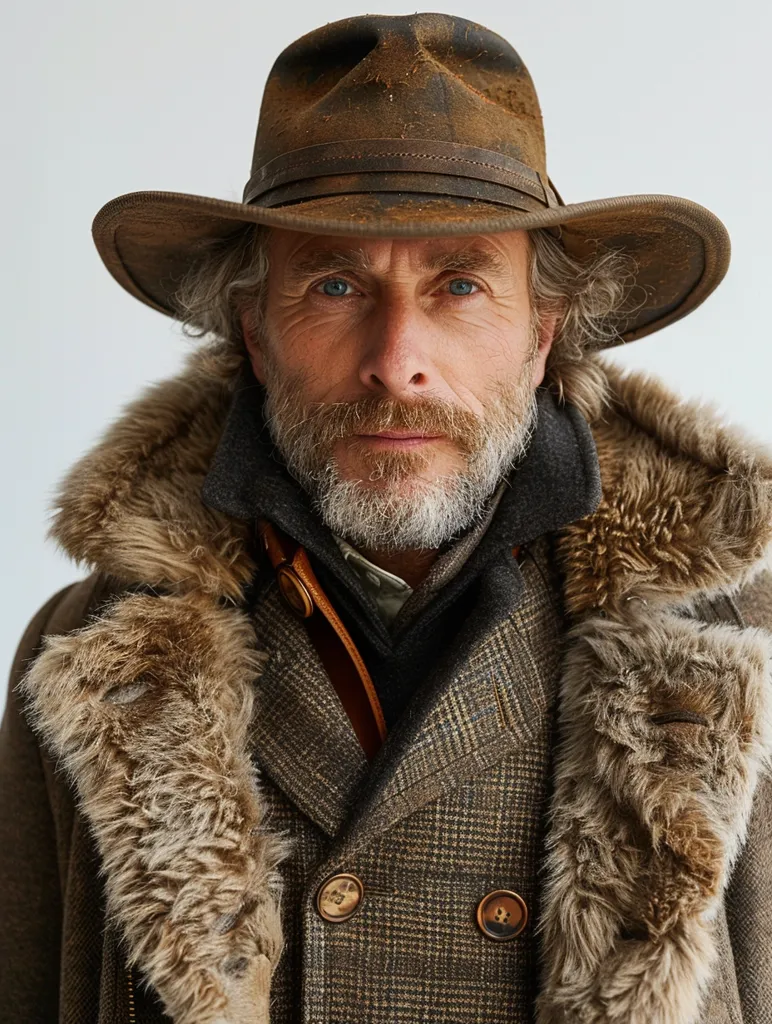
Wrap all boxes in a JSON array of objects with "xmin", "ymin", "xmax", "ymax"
[
  {"xmin": 316, "ymin": 873, "xmax": 364, "ymax": 922},
  {"xmin": 276, "ymin": 564, "xmax": 314, "ymax": 618},
  {"xmin": 476, "ymin": 889, "xmax": 528, "ymax": 941}
]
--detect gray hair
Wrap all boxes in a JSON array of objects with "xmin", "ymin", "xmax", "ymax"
[{"xmin": 172, "ymin": 222, "xmax": 639, "ymax": 420}]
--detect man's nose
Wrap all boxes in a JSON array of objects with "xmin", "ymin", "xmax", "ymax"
[{"xmin": 357, "ymin": 297, "xmax": 436, "ymax": 397}]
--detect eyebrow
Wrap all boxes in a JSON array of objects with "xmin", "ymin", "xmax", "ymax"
[{"xmin": 285, "ymin": 244, "xmax": 512, "ymax": 281}]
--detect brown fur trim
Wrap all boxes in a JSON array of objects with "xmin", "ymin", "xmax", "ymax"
[
  {"xmin": 556, "ymin": 359, "xmax": 772, "ymax": 617},
  {"xmin": 20, "ymin": 589, "xmax": 287, "ymax": 1024},
  {"xmin": 45, "ymin": 345, "xmax": 255, "ymax": 601},
  {"xmin": 535, "ymin": 606, "xmax": 772, "ymax": 1024}
]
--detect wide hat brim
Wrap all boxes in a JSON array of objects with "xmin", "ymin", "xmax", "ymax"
[{"xmin": 91, "ymin": 188, "xmax": 730, "ymax": 346}]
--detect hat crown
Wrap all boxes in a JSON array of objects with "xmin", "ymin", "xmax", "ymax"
[{"xmin": 245, "ymin": 13, "xmax": 548, "ymax": 204}]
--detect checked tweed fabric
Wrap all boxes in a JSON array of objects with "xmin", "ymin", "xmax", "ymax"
[{"xmin": 250, "ymin": 535, "xmax": 565, "ymax": 1024}]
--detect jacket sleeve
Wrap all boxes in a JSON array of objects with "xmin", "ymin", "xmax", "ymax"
[
  {"xmin": 725, "ymin": 567, "xmax": 772, "ymax": 1022},
  {"xmin": 0, "ymin": 582, "xmax": 80, "ymax": 1023}
]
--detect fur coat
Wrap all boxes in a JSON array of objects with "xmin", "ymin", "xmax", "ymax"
[{"xmin": 3, "ymin": 345, "xmax": 772, "ymax": 1024}]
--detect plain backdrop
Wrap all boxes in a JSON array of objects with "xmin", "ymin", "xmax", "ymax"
[{"xmin": 2, "ymin": 0, "xmax": 770, "ymax": 713}]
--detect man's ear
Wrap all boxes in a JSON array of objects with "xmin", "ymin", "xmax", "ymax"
[
  {"xmin": 530, "ymin": 310, "xmax": 558, "ymax": 388},
  {"xmin": 240, "ymin": 309, "xmax": 267, "ymax": 384}
]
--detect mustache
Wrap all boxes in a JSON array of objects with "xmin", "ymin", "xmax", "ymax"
[{"xmin": 273, "ymin": 395, "xmax": 487, "ymax": 454}]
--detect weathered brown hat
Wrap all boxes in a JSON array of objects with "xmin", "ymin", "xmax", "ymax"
[{"xmin": 92, "ymin": 12, "xmax": 730, "ymax": 345}]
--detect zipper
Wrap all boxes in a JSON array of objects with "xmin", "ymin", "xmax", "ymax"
[{"xmin": 126, "ymin": 965, "xmax": 137, "ymax": 1024}]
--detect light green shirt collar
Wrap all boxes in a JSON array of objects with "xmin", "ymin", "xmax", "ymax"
[{"xmin": 334, "ymin": 536, "xmax": 413, "ymax": 626}]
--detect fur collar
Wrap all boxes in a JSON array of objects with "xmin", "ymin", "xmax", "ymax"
[
  {"xmin": 20, "ymin": 345, "xmax": 772, "ymax": 1024},
  {"xmin": 43, "ymin": 344, "xmax": 772, "ymax": 610}
]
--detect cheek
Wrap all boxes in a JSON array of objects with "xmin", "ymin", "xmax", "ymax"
[
  {"xmin": 440, "ymin": 312, "xmax": 534, "ymax": 390},
  {"xmin": 266, "ymin": 303, "xmax": 361, "ymax": 391},
  {"xmin": 458, "ymin": 306, "xmax": 533, "ymax": 356}
]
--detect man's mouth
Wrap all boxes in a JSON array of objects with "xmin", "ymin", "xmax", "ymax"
[{"xmin": 354, "ymin": 430, "xmax": 446, "ymax": 449}]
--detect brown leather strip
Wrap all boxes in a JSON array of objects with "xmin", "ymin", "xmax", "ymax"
[
  {"xmin": 243, "ymin": 137, "xmax": 558, "ymax": 207},
  {"xmin": 260, "ymin": 517, "xmax": 291, "ymax": 571},
  {"xmin": 297, "ymin": 568, "xmax": 385, "ymax": 760},
  {"xmin": 290, "ymin": 546, "xmax": 387, "ymax": 741},
  {"xmin": 258, "ymin": 520, "xmax": 387, "ymax": 759}
]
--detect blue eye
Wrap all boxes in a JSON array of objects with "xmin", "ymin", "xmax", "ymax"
[
  {"xmin": 448, "ymin": 278, "xmax": 478, "ymax": 296},
  {"xmin": 320, "ymin": 278, "xmax": 350, "ymax": 297}
]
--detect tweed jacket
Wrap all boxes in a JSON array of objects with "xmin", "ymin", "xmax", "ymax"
[{"xmin": 3, "ymin": 345, "xmax": 772, "ymax": 1024}]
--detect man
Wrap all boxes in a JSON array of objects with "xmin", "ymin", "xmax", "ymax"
[{"xmin": 2, "ymin": 12, "xmax": 771, "ymax": 1024}]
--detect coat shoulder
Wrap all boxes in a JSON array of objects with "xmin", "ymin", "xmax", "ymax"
[
  {"xmin": 5, "ymin": 569, "xmax": 135, "ymax": 778},
  {"xmin": 9, "ymin": 571, "xmax": 129, "ymax": 686},
  {"xmin": 559, "ymin": 359, "xmax": 772, "ymax": 618}
]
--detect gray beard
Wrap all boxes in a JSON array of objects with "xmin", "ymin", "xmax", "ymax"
[
  {"xmin": 297, "ymin": 401, "xmax": 537, "ymax": 552},
  {"xmin": 263, "ymin": 383, "xmax": 540, "ymax": 553}
]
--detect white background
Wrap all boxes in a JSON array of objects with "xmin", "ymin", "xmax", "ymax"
[{"xmin": 2, "ymin": 0, "xmax": 770, "ymax": 711}]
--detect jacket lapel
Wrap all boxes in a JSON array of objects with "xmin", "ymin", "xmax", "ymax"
[
  {"xmin": 249, "ymin": 585, "xmax": 367, "ymax": 837},
  {"xmin": 338, "ymin": 538, "xmax": 562, "ymax": 848}
]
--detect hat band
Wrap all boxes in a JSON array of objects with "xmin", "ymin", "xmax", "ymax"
[
  {"xmin": 248, "ymin": 171, "xmax": 548, "ymax": 213},
  {"xmin": 242, "ymin": 138, "xmax": 561, "ymax": 209}
]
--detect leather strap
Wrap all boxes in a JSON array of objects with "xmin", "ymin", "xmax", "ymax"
[
  {"xmin": 258, "ymin": 519, "xmax": 388, "ymax": 759},
  {"xmin": 243, "ymin": 138, "xmax": 562, "ymax": 209},
  {"xmin": 257, "ymin": 518, "xmax": 524, "ymax": 760}
]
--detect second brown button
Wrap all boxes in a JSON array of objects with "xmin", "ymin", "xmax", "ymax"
[{"xmin": 476, "ymin": 889, "xmax": 528, "ymax": 941}]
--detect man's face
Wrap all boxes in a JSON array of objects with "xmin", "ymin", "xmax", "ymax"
[{"xmin": 241, "ymin": 228, "xmax": 556, "ymax": 551}]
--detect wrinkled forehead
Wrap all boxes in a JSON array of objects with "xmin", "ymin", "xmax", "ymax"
[{"xmin": 268, "ymin": 228, "xmax": 530, "ymax": 282}]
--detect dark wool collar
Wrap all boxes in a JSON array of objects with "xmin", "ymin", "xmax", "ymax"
[{"xmin": 201, "ymin": 360, "xmax": 602, "ymax": 648}]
